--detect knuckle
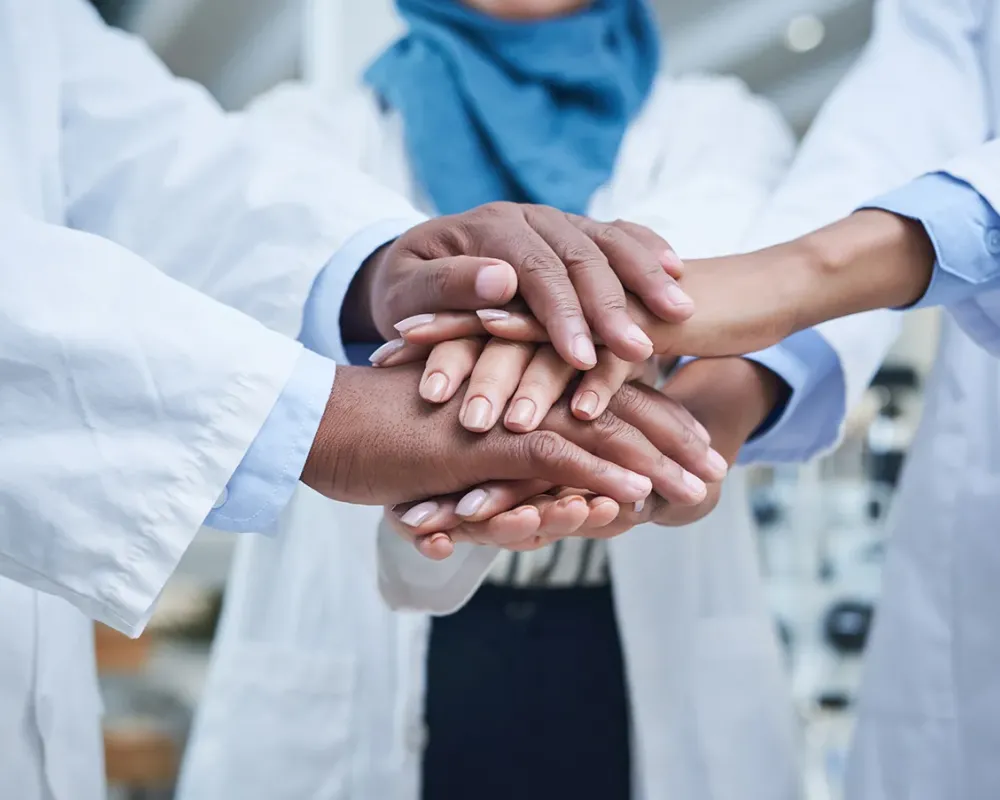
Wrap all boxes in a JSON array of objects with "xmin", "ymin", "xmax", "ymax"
[
  {"xmin": 598, "ymin": 293, "xmax": 628, "ymax": 316},
  {"xmin": 519, "ymin": 250, "xmax": 559, "ymax": 278},
  {"xmin": 526, "ymin": 430, "xmax": 571, "ymax": 466}
]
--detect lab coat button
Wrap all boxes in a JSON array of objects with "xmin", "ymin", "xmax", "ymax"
[
  {"xmin": 212, "ymin": 487, "xmax": 229, "ymax": 510},
  {"xmin": 986, "ymin": 228, "xmax": 1000, "ymax": 255}
]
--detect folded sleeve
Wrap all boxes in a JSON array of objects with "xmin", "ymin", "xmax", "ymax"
[
  {"xmin": 738, "ymin": 330, "xmax": 847, "ymax": 464},
  {"xmin": 864, "ymin": 172, "xmax": 1000, "ymax": 309}
]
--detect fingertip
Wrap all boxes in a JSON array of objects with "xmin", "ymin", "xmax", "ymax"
[
  {"xmin": 420, "ymin": 371, "xmax": 450, "ymax": 403},
  {"xmin": 416, "ymin": 533, "xmax": 455, "ymax": 560},
  {"xmin": 504, "ymin": 397, "xmax": 538, "ymax": 432},
  {"xmin": 661, "ymin": 249, "xmax": 684, "ymax": 278},
  {"xmin": 474, "ymin": 261, "xmax": 517, "ymax": 304},
  {"xmin": 571, "ymin": 389, "xmax": 601, "ymax": 420}
]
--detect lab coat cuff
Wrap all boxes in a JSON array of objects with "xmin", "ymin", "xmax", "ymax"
[
  {"xmin": 300, "ymin": 217, "xmax": 427, "ymax": 363},
  {"xmin": 205, "ymin": 348, "xmax": 336, "ymax": 534},
  {"xmin": 863, "ymin": 172, "xmax": 1000, "ymax": 308},
  {"xmin": 737, "ymin": 329, "xmax": 846, "ymax": 464}
]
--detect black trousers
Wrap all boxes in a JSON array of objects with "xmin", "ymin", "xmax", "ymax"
[{"xmin": 421, "ymin": 584, "xmax": 631, "ymax": 800}]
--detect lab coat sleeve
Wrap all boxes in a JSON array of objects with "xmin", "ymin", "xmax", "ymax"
[
  {"xmin": 203, "ymin": 349, "xmax": 335, "ymax": 533},
  {"xmin": 0, "ymin": 214, "xmax": 312, "ymax": 637},
  {"xmin": 741, "ymin": 0, "xmax": 992, "ymax": 450},
  {"xmin": 55, "ymin": 0, "xmax": 425, "ymax": 362}
]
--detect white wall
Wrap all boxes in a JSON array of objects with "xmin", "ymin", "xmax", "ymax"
[{"xmin": 303, "ymin": 0, "xmax": 402, "ymax": 96}]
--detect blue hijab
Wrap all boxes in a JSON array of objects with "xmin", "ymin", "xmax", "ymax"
[{"xmin": 364, "ymin": 0, "xmax": 660, "ymax": 216}]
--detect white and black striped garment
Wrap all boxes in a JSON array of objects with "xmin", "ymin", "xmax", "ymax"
[{"xmin": 485, "ymin": 539, "xmax": 610, "ymax": 587}]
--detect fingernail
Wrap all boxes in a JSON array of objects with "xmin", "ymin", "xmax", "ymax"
[
  {"xmin": 634, "ymin": 497, "xmax": 645, "ymax": 514},
  {"xmin": 507, "ymin": 398, "xmax": 537, "ymax": 429},
  {"xmin": 475, "ymin": 262, "xmax": 514, "ymax": 302},
  {"xmin": 665, "ymin": 284, "xmax": 693, "ymax": 308},
  {"xmin": 369, "ymin": 338, "xmax": 405, "ymax": 365},
  {"xmin": 626, "ymin": 323, "xmax": 653, "ymax": 352},
  {"xmin": 400, "ymin": 501, "xmax": 438, "ymax": 527},
  {"xmin": 573, "ymin": 390, "xmax": 600, "ymax": 419},
  {"xmin": 706, "ymin": 448, "xmax": 729, "ymax": 478},
  {"xmin": 571, "ymin": 334, "xmax": 597, "ymax": 368},
  {"xmin": 476, "ymin": 308, "xmax": 510, "ymax": 323},
  {"xmin": 683, "ymin": 470, "xmax": 707, "ymax": 497},
  {"xmin": 455, "ymin": 488, "xmax": 489, "ymax": 517},
  {"xmin": 661, "ymin": 249, "xmax": 684, "ymax": 271},
  {"xmin": 421, "ymin": 372, "xmax": 449, "ymax": 402},
  {"xmin": 463, "ymin": 396, "xmax": 493, "ymax": 431},
  {"xmin": 693, "ymin": 419, "xmax": 710, "ymax": 442},
  {"xmin": 624, "ymin": 473, "xmax": 653, "ymax": 499},
  {"xmin": 394, "ymin": 313, "xmax": 436, "ymax": 334}
]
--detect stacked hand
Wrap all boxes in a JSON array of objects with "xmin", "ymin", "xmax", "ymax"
[{"xmin": 302, "ymin": 202, "xmax": 790, "ymax": 557}]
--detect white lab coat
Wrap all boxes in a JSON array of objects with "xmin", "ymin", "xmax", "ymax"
[
  {"xmin": 0, "ymin": 2, "xmax": 422, "ymax": 799},
  {"xmin": 181, "ymin": 75, "xmax": 805, "ymax": 800},
  {"xmin": 737, "ymin": 1, "xmax": 1000, "ymax": 797}
]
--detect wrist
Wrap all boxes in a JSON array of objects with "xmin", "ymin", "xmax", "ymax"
[
  {"xmin": 794, "ymin": 209, "xmax": 936, "ymax": 325},
  {"xmin": 301, "ymin": 366, "xmax": 361, "ymax": 499},
  {"xmin": 664, "ymin": 357, "xmax": 787, "ymax": 460}
]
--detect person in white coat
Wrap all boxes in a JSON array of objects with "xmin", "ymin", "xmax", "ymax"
[
  {"xmin": 421, "ymin": 0, "xmax": 1000, "ymax": 795},
  {"xmin": 177, "ymin": 2, "xmax": 852, "ymax": 799},
  {"xmin": 0, "ymin": 2, "xmax": 739, "ymax": 799}
]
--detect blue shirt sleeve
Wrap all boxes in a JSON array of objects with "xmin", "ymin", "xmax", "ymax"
[
  {"xmin": 206, "ymin": 218, "xmax": 421, "ymax": 533},
  {"xmin": 738, "ymin": 329, "xmax": 846, "ymax": 464},
  {"xmin": 673, "ymin": 329, "xmax": 846, "ymax": 465},
  {"xmin": 863, "ymin": 173, "xmax": 1000, "ymax": 308},
  {"xmin": 205, "ymin": 347, "xmax": 335, "ymax": 533}
]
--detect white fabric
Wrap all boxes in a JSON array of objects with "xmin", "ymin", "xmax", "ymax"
[
  {"xmin": 736, "ymin": 0, "xmax": 1000, "ymax": 797},
  {"xmin": 0, "ymin": 2, "xmax": 423, "ymax": 798},
  {"xmin": 181, "ymin": 74, "xmax": 803, "ymax": 800}
]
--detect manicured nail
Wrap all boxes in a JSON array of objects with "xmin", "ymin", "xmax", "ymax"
[
  {"xmin": 624, "ymin": 473, "xmax": 653, "ymax": 499},
  {"xmin": 664, "ymin": 284, "xmax": 693, "ymax": 308},
  {"xmin": 626, "ymin": 323, "xmax": 653, "ymax": 353},
  {"xmin": 400, "ymin": 501, "xmax": 438, "ymax": 527},
  {"xmin": 455, "ymin": 488, "xmax": 489, "ymax": 517},
  {"xmin": 573, "ymin": 390, "xmax": 600, "ymax": 419},
  {"xmin": 369, "ymin": 338, "xmax": 405, "ymax": 365},
  {"xmin": 571, "ymin": 334, "xmax": 597, "ymax": 368},
  {"xmin": 394, "ymin": 313, "xmax": 436, "ymax": 334},
  {"xmin": 661, "ymin": 249, "xmax": 684, "ymax": 272},
  {"xmin": 475, "ymin": 262, "xmax": 514, "ymax": 302},
  {"xmin": 463, "ymin": 396, "xmax": 493, "ymax": 431},
  {"xmin": 706, "ymin": 448, "xmax": 729, "ymax": 479},
  {"xmin": 507, "ymin": 398, "xmax": 536, "ymax": 429},
  {"xmin": 476, "ymin": 308, "xmax": 510, "ymax": 323},
  {"xmin": 421, "ymin": 372, "xmax": 449, "ymax": 402},
  {"xmin": 683, "ymin": 470, "xmax": 707, "ymax": 497},
  {"xmin": 633, "ymin": 497, "xmax": 645, "ymax": 514}
]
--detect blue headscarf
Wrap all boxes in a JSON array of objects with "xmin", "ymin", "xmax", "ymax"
[{"xmin": 364, "ymin": 0, "xmax": 660, "ymax": 216}]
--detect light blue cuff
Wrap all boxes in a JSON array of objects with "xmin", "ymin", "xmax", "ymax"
[
  {"xmin": 863, "ymin": 173, "xmax": 1000, "ymax": 308},
  {"xmin": 300, "ymin": 217, "xmax": 426, "ymax": 362},
  {"xmin": 205, "ymin": 348, "xmax": 336, "ymax": 534},
  {"xmin": 738, "ymin": 329, "xmax": 846, "ymax": 464}
]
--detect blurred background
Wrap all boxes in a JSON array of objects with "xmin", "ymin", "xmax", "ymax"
[{"xmin": 86, "ymin": 2, "xmax": 939, "ymax": 798}]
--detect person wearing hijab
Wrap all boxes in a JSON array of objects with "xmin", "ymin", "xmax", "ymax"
[{"xmin": 179, "ymin": 3, "xmax": 819, "ymax": 798}]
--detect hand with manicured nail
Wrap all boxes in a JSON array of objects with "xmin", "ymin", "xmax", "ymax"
[
  {"xmin": 397, "ymin": 356, "xmax": 788, "ymax": 556},
  {"xmin": 347, "ymin": 206, "xmax": 691, "ymax": 370},
  {"xmin": 301, "ymin": 362, "xmax": 667, "ymax": 509},
  {"xmin": 377, "ymin": 376, "xmax": 731, "ymax": 556}
]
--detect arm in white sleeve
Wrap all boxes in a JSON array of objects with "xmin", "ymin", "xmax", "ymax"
[
  {"xmin": 55, "ymin": 0, "xmax": 425, "ymax": 357},
  {"xmin": 0, "ymin": 214, "xmax": 314, "ymax": 636},
  {"xmin": 741, "ymin": 0, "xmax": 992, "ymax": 456}
]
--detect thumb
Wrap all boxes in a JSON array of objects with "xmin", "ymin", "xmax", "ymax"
[{"xmin": 392, "ymin": 256, "xmax": 517, "ymax": 322}]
